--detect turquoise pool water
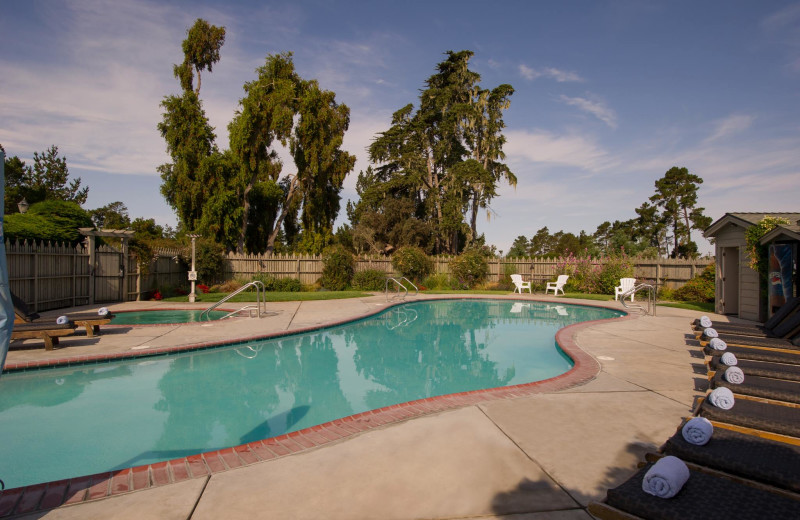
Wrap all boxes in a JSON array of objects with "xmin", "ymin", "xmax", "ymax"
[
  {"xmin": 110, "ymin": 309, "xmax": 228, "ymax": 325},
  {"xmin": 0, "ymin": 300, "xmax": 622, "ymax": 489}
]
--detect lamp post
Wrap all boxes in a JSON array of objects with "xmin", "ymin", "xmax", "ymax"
[{"xmin": 188, "ymin": 234, "xmax": 200, "ymax": 303}]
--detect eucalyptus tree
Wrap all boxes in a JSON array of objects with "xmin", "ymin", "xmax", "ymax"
[
  {"xmin": 229, "ymin": 53, "xmax": 355, "ymax": 254},
  {"xmin": 158, "ymin": 19, "xmax": 226, "ymax": 234}
]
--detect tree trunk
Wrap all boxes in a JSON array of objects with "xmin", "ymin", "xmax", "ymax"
[
  {"xmin": 266, "ymin": 175, "xmax": 300, "ymax": 254},
  {"xmin": 236, "ymin": 168, "xmax": 262, "ymax": 254}
]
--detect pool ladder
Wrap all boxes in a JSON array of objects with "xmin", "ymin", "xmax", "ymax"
[
  {"xmin": 619, "ymin": 283, "xmax": 657, "ymax": 316},
  {"xmin": 385, "ymin": 277, "xmax": 418, "ymax": 301},
  {"xmin": 201, "ymin": 281, "xmax": 266, "ymax": 320}
]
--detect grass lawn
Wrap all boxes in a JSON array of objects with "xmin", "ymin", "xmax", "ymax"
[
  {"xmin": 162, "ymin": 290, "xmax": 373, "ymax": 303},
  {"xmin": 657, "ymin": 301, "xmax": 715, "ymax": 312}
]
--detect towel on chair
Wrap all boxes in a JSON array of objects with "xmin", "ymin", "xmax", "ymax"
[
  {"xmin": 700, "ymin": 316, "xmax": 713, "ymax": 328},
  {"xmin": 724, "ymin": 366, "xmax": 745, "ymax": 384},
  {"xmin": 56, "ymin": 315, "xmax": 69, "ymax": 325},
  {"xmin": 642, "ymin": 456, "xmax": 690, "ymax": 498},
  {"xmin": 709, "ymin": 387, "xmax": 735, "ymax": 410},
  {"xmin": 720, "ymin": 352, "xmax": 738, "ymax": 366},
  {"xmin": 709, "ymin": 338, "xmax": 727, "ymax": 351},
  {"xmin": 704, "ymin": 328, "xmax": 718, "ymax": 338},
  {"xmin": 98, "ymin": 307, "xmax": 109, "ymax": 316},
  {"xmin": 681, "ymin": 417, "xmax": 713, "ymax": 446}
]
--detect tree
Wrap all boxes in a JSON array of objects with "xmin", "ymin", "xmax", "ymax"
[
  {"xmin": 650, "ymin": 166, "xmax": 711, "ymax": 258},
  {"xmin": 228, "ymin": 53, "xmax": 355, "ymax": 253},
  {"xmin": 4, "ymin": 200, "xmax": 93, "ymax": 243},
  {"xmin": 90, "ymin": 201, "xmax": 130, "ymax": 229},
  {"xmin": 1, "ymin": 145, "xmax": 88, "ymax": 208},
  {"xmin": 2, "ymin": 144, "xmax": 29, "ymax": 213},
  {"xmin": 506, "ymin": 235, "xmax": 530, "ymax": 257},
  {"xmin": 158, "ymin": 19, "xmax": 226, "ymax": 234}
]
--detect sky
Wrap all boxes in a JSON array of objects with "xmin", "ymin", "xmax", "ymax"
[{"xmin": 2, "ymin": 0, "xmax": 800, "ymax": 255}]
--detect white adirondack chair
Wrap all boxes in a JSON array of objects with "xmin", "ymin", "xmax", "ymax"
[
  {"xmin": 545, "ymin": 274, "xmax": 568, "ymax": 296},
  {"xmin": 510, "ymin": 274, "xmax": 532, "ymax": 294},
  {"xmin": 615, "ymin": 277, "xmax": 636, "ymax": 301}
]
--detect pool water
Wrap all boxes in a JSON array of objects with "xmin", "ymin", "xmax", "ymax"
[
  {"xmin": 0, "ymin": 300, "xmax": 622, "ymax": 489},
  {"xmin": 110, "ymin": 309, "xmax": 229, "ymax": 325}
]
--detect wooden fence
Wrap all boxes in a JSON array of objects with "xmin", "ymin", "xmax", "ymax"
[{"xmin": 6, "ymin": 240, "xmax": 712, "ymax": 312}]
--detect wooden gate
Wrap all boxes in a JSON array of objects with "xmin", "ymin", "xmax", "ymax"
[{"xmin": 93, "ymin": 245, "xmax": 124, "ymax": 303}]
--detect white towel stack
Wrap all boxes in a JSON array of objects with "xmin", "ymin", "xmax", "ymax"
[
  {"xmin": 724, "ymin": 367, "xmax": 745, "ymax": 385},
  {"xmin": 709, "ymin": 387, "xmax": 735, "ymax": 410},
  {"xmin": 704, "ymin": 328, "xmax": 719, "ymax": 338},
  {"xmin": 709, "ymin": 338, "xmax": 727, "ymax": 351},
  {"xmin": 98, "ymin": 307, "xmax": 109, "ymax": 316},
  {"xmin": 699, "ymin": 316, "xmax": 713, "ymax": 328},
  {"xmin": 56, "ymin": 315, "xmax": 69, "ymax": 325},
  {"xmin": 642, "ymin": 456, "xmax": 690, "ymax": 498},
  {"xmin": 720, "ymin": 352, "xmax": 738, "ymax": 366},
  {"xmin": 681, "ymin": 417, "xmax": 713, "ymax": 446}
]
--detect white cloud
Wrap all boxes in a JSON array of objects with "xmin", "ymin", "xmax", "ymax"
[
  {"xmin": 504, "ymin": 129, "xmax": 615, "ymax": 172},
  {"xmin": 558, "ymin": 95, "xmax": 618, "ymax": 128},
  {"xmin": 703, "ymin": 114, "xmax": 755, "ymax": 143},
  {"xmin": 518, "ymin": 64, "xmax": 583, "ymax": 82}
]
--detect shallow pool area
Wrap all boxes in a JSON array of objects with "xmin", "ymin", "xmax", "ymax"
[
  {"xmin": 0, "ymin": 300, "xmax": 623, "ymax": 489},
  {"xmin": 109, "ymin": 309, "xmax": 229, "ymax": 325}
]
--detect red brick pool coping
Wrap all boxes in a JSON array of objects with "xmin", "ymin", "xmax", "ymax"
[{"xmin": 0, "ymin": 298, "xmax": 635, "ymax": 517}]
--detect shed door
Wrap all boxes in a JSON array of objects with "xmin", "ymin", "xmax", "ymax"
[{"xmin": 722, "ymin": 247, "xmax": 739, "ymax": 315}]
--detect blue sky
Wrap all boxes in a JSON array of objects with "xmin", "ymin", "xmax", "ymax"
[{"xmin": 2, "ymin": 0, "xmax": 799, "ymax": 255}]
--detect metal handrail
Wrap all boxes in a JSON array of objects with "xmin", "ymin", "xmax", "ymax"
[
  {"xmin": 201, "ymin": 281, "xmax": 265, "ymax": 321},
  {"xmin": 385, "ymin": 277, "xmax": 418, "ymax": 301},
  {"xmin": 619, "ymin": 283, "xmax": 657, "ymax": 316}
]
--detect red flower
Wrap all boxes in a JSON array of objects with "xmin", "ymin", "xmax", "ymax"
[{"xmin": 152, "ymin": 290, "xmax": 163, "ymax": 301}]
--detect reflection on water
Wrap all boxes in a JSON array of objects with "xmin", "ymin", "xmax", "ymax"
[{"xmin": 0, "ymin": 300, "xmax": 621, "ymax": 489}]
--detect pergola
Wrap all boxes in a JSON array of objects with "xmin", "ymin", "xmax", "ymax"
[{"xmin": 78, "ymin": 228, "xmax": 136, "ymax": 304}]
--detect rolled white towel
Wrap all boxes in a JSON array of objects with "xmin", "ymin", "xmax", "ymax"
[
  {"xmin": 681, "ymin": 417, "xmax": 713, "ymax": 446},
  {"xmin": 704, "ymin": 328, "xmax": 718, "ymax": 338},
  {"xmin": 642, "ymin": 456, "xmax": 690, "ymax": 498},
  {"xmin": 97, "ymin": 307, "xmax": 109, "ymax": 316},
  {"xmin": 709, "ymin": 387, "xmax": 735, "ymax": 410},
  {"xmin": 709, "ymin": 338, "xmax": 727, "ymax": 351},
  {"xmin": 720, "ymin": 352, "xmax": 738, "ymax": 366},
  {"xmin": 724, "ymin": 366, "xmax": 745, "ymax": 385},
  {"xmin": 56, "ymin": 315, "xmax": 69, "ymax": 325},
  {"xmin": 700, "ymin": 316, "xmax": 713, "ymax": 328}
]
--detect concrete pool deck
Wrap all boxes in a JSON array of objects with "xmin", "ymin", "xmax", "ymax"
[{"xmin": 3, "ymin": 294, "xmax": 721, "ymax": 519}]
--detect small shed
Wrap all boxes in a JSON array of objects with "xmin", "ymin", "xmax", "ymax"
[{"xmin": 704, "ymin": 212, "xmax": 800, "ymax": 322}]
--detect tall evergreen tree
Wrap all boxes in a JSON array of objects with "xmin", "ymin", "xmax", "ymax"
[{"xmin": 650, "ymin": 166, "xmax": 711, "ymax": 258}]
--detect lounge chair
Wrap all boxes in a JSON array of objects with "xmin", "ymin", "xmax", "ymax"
[
  {"xmin": 699, "ymin": 327, "xmax": 800, "ymax": 350},
  {"xmin": 659, "ymin": 424, "xmax": 800, "ymax": 493},
  {"xmin": 11, "ymin": 321, "xmax": 77, "ymax": 351},
  {"xmin": 614, "ymin": 277, "xmax": 636, "ymax": 301},
  {"xmin": 589, "ymin": 460, "xmax": 800, "ymax": 520},
  {"xmin": 697, "ymin": 394, "xmax": 800, "ymax": 439},
  {"xmin": 710, "ymin": 367, "xmax": 800, "ymax": 404},
  {"xmin": 510, "ymin": 274, "xmax": 531, "ymax": 294},
  {"xmin": 696, "ymin": 310, "xmax": 800, "ymax": 342},
  {"xmin": 708, "ymin": 356, "xmax": 800, "ymax": 382},
  {"xmin": 545, "ymin": 274, "xmax": 568, "ymax": 296},
  {"xmin": 12, "ymin": 292, "xmax": 114, "ymax": 338},
  {"xmin": 691, "ymin": 297, "xmax": 800, "ymax": 336},
  {"xmin": 704, "ymin": 343, "xmax": 800, "ymax": 365}
]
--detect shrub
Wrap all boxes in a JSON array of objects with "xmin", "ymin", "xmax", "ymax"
[
  {"xmin": 352, "ymin": 269, "xmax": 388, "ymax": 291},
  {"xmin": 321, "ymin": 245, "xmax": 354, "ymax": 290},
  {"xmin": 422, "ymin": 273, "xmax": 456, "ymax": 290},
  {"xmin": 556, "ymin": 253, "xmax": 601, "ymax": 293},
  {"xmin": 392, "ymin": 246, "xmax": 433, "ymax": 282},
  {"xmin": 251, "ymin": 274, "xmax": 302, "ymax": 292},
  {"xmin": 672, "ymin": 263, "xmax": 715, "ymax": 302},
  {"xmin": 211, "ymin": 279, "xmax": 243, "ymax": 294},
  {"xmin": 193, "ymin": 239, "xmax": 226, "ymax": 285},
  {"xmin": 596, "ymin": 254, "xmax": 635, "ymax": 294},
  {"xmin": 449, "ymin": 248, "xmax": 490, "ymax": 289}
]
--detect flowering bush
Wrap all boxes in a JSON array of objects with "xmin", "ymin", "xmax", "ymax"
[
  {"xmin": 152, "ymin": 290, "xmax": 162, "ymax": 301},
  {"xmin": 392, "ymin": 246, "xmax": 434, "ymax": 282},
  {"xmin": 449, "ymin": 248, "xmax": 490, "ymax": 289},
  {"xmin": 555, "ymin": 252, "xmax": 601, "ymax": 293},
  {"xmin": 196, "ymin": 284, "xmax": 210, "ymax": 294}
]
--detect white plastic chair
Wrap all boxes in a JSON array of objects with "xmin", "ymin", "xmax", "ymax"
[
  {"xmin": 510, "ymin": 274, "xmax": 532, "ymax": 294},
  {"xmin": 614, "ymin": 277, "xmax": 636, "ymax": 301},
  {"xmin": 545, "ymin": 275, "xmax": 568, "ymax": 296}
]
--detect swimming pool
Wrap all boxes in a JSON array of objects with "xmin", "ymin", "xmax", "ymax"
[
  {"xmin": 0, "ymin": 300, "xmax": 623, "ymax": 489},
  {"xmin": 109, "ymin": 309, "xmax": 229, "ymax": 325}
]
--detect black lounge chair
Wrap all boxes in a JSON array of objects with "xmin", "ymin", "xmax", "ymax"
[
  {"xmin": 660, "ymin": 425, "xmax": 800, "ymax": 493},
  {"xmin": 710, "ymin": 367, "xmax": 800, "ymax": 405},
  {"xmin": 699, "ymin": 328, "xmax": 800, "ymax": 350},
  {"xmin": 708, "ymin": 356, "xmax": 800, "ymax": 382},
  {"xmin": 11, "ymin": 321, "xmax": 77, "ymax": 350},
  {"xmin": 704, "ymin": 344, "xmax": 800, "ymax": 365},
  {"xmin": 698, "ymin": 395, "xmax": 800, "ymax": 439},
  {"xmin": 589, "ymin": 461, "xmax": 800, "ymax": 520},
  {"xmin": 692, "ymin": 297, "xmax": 800, "ymax": 336},
  {"xmin": 12, "ymin": 291, "xmax": 114, "ymax": 337}
]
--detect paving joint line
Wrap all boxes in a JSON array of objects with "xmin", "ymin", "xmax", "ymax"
[{"xmin": 186, "ymin": 475, "xmax": 211, "ymax": 520}]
